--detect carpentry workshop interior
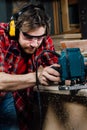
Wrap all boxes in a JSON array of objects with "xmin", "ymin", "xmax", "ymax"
[{"xmin": 1, "ymin": 0, "xmax": 87, "ymax": 130}]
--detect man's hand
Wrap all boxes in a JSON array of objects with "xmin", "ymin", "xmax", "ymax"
[{"xmin": 38, "ymin": 64, "xmax": 61, "ymax": 85}]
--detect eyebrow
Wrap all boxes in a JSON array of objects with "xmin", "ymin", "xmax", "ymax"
[{"xmin": 22, "ymin": 32, "xmax": 46, "ymax": 39}]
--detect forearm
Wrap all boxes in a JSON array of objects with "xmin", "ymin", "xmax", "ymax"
[
  {"xmin": 0, "ymin": 64, "xmax": 61, "ymax": 91},
  {"xmin": 0, "ymin": 72, "xmax": 36, "ymax": 91}
]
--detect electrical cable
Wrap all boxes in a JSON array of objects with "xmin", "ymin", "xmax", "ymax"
[{"xmin": 35, "ymin": 50, "xmax": 60, "ymax": 130}]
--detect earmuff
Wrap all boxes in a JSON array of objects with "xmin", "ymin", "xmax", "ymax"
[
  {"xmin": 9, "ymin": 18, "xmax": 15, "ymax": 37},
  {"xmin": 9, "ymin": 5, "xmax": 31, "ymax": 37},
  {"xmin": 9, "ymin": 4, "xmax": 45, "ymax": 37}
]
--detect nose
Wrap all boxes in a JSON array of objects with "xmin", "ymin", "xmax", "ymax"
[{"xmin": 30, "ymin": 39, "xmax": 39, "ymax": 48}]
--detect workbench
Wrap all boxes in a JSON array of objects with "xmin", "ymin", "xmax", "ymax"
[{"xmin": 32, "ymin": 85, "xmax": 87, "ymax": 130}]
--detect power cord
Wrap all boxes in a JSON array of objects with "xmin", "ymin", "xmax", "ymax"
[{"xmin": 35, "ymin": 50, "xmax": 60, "ymax": 130}]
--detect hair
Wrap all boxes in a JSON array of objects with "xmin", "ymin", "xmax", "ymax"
[{"xmin": 15, "ymin": 3, "xmax": 51, "ymax": 35}]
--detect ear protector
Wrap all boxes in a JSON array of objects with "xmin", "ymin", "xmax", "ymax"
[
  {"xmin": 9, "ymin": 5, "xmax": 32, "ymax": 37},
  {"xmin": 9, "ymin": 18, "xmax": 15, "ymax": 36},
  {"xmin": 9, "ymin": 4, "xmax": 45, "ymax": 37}
]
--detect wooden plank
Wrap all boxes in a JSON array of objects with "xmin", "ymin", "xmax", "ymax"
[
  {"xmin": 61, "ymin": 0, "xmax": 70, "ymax": 32},
  {"xmin": 60, "ymin": 39, "xmax": 87, "ymax": 53},
  {"xmin": 53, "ymin": 1, "xmax": 60, "ymax": 34},
  {"xmin": 34, "ymin": 85, "xmax": 87, "ymax": 97}
]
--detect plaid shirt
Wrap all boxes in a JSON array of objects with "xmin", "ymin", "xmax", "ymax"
[{"xmin": 0, "ymin": 23, "xmax": 58, "ymax": 130}]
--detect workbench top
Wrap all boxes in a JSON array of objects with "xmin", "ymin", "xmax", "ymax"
[{"xmin": 34, "ymin": 84, "xmax": 87, "ymax": 97}]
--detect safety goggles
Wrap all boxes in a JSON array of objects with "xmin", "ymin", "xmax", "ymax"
[{"xmin": 22, "ymin": 32, "xmax": 46, "ymax": 41}]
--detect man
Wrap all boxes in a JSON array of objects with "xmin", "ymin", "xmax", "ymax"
[{"xmin": 0, "ymin": 3, "xmax": 60, "ymax": 130}]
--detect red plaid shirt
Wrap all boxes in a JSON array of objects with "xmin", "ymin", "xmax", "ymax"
[{"xmin": 0, "ymin": 23, "xmax": 58, "ymax": 130}]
